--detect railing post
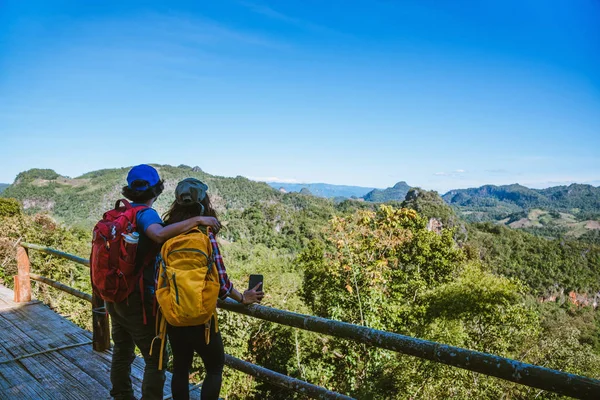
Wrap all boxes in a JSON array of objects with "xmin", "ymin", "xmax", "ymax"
[
  {"xmin": 91, "ymin": 291, "xmax": 111, "ymax": 351},
  {"xmin": 13, "ymin": 245, "xmax": 31, "ymax": 302}
]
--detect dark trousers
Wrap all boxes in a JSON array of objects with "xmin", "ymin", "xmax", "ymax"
[
  {"xmin": 167, "ymin": 323, "xmax": 224, "ymax": 400},
  {"xmin": 106, "ymin": 289, "xmax": 166, "ymax": 400}
]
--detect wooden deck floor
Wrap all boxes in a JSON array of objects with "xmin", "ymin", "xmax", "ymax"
[{"xmin": 0, "ymin": 285, "xmax": 201, "ymax": 399}]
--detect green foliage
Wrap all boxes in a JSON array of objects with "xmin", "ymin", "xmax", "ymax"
[
  {"xmin": 0, "ymin": 198, "xmax": 21, "ymax": 217},
  {"xmin": 424, "ymin": 263, "xmax": 536, "ymax": 355},
  {"xmin": 14, "ymin": 168, "xmax": 62, "ymax": 183},
  {"xmin": 401, "ymin": 187, "xmax": 460, "ymax": 228},
  {"xmin": 1, "ymin": 165, "xmax": 335, "ymax": 235},
  {"xmin": 294, "ymin": 205, "xmax": 600, "ymax": 398},
  {"xmin": 333, "ymin": 199, "xmax": 376, "ymax": 214},
  {"xmin": 0, "ymin": 211, "xmax": 92, "ymax": 328},
  {"xmin": 579, "ymin": 230, "xmax": 600, "ymax": 245},
  {"xmin": 444, "ymin": 183, "xmax": 600, "ymax": 223},
  {"xmin": 469, "ymin": 222, "xmax": 600, "ymax": 295},
  {"xmin": 445, "ymin": 184, "xmax": 551, "ymax": 210},
  {"xmin": 302, "ymin": 205, "xmax": 465, "ymax": 332},
  {"xmin": 2, "ymin": 166, "xmax": 600, "ymax": 399}
]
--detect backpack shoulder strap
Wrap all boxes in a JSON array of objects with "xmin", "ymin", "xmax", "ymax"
[
  {"xmin": 114, "ymin": 198, "xmax": 132, "ymax": 210},
  {"xmin": 185, "ymin": 227, "xmax": 203, "ymax": 235},
  {"xmin": 114, "ymin": 199, "xmax": 149, "ymax": 213},
  {"xmin": 206, "ymin": 228, "xmax": 220, "ymax": 274}
]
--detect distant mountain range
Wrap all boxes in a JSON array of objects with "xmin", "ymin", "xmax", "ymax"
[
  {"xmin": 2, "ymin": 166, "xmax": 599, "ymax": 238},
  {"xmin": 0, "ymin": 184, "xmax": 8, "ymax": 194},
  {"xmin": 267, "ymin": 180, "xmax": 600, "ymax": 237},
  {"xmin": 443, "ymin": 183, "xmax": 600, "ymax": 221},
  {"xmin": 267, "ymin": 182, "xmax": 375, "ymax": 199},
  {"xmin": 267, "ymin": 181, "xmax": 413, "ymax": 202},
  {"xmin": 269, "ymin": 180, "xmax": 600, "ymax": 220}
]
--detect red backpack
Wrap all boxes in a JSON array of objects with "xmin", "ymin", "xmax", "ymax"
[{"xmin": 91, "ymin": 199, "xmax": 148, "ymax": 303}]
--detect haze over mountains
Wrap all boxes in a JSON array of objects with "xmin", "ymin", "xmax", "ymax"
[
  {"xmin": 3, "ymin": 164, "xmax": 600, "ymax": 299},
  {"xmin": 3, "ymin": 167, "xmax": 600, "ymax": 212},
  {"xmin": 268, "ymin": 182, "xmax": 375, "ymax": 199},
  {"xmin": 268, "ymin": 181, "xmax": 414, "ymax": 203},
  {"xmin": 2, "ymin": 166, "xmax": 599, "ymax": 241},
  {"xmin": 268, "ymin": 179, "xmax": 600, "ymax": 214}
]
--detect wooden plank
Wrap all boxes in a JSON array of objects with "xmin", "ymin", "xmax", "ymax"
[
  {"xmin": 1, "ymin": 382, "xmax": 56, "ymax": 400},
  {"xmin": 26, "ymin": 351, "xmax": 108, "ymax": 400},
  {"xmin": 0, "ymin": 359, "xmax": 38, "ymax": 391},
  {"xmin": 0, "ymin": 284, "xmax": 39, "ymax": 310},
  {"xmin": 15, "ymin": 357, "xmax": 71, "ymax": 400},
  {"xmin": 0, "ymin": 285, "xmax": 16, "ymax": 305},
  {"xmin": 29, "ymin": 344, "xmax": 109, "ymax": 397},
  {"xmin": 1, "ymin": 304, "xmax": 85, "ymax": 351},
  {"xmin": 0, "ymin": 307, "xmax": 79, "ymax": 359},
  {"xmin": 0, "ymin": 284, "xmax": 202, "ymax": 399},
  {"xmin": 59, "ymin": 346, "xmax": 113, "ymax": 391}
]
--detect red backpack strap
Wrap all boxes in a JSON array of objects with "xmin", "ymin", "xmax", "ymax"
[
  {"xmin": 115, "ymin": 199, "xmax": 133, "ymax": 210},
  {"xmin": 117, "ymin": 200, "xmax": 149, "ymax": 223}
]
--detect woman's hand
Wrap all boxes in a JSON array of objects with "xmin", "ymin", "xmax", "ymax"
[
  {"xmin": 242, "ymin": 283, "xmax": 264, "ymax": 305},
  {"xmin": 196, "ymin": 216, "xmax": 221, "ymax": 233}
]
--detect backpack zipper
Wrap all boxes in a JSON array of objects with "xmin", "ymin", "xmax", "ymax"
[
  {"xmin": 167, "ymin": 248, "xmax": 210, "ymax": 260},
  {"xmin": 172, "ymin": 273, "xmax": 180, "ymax": 305},
  {"xmin": 167, "ymin": 248, "xmax": 213, "ymax": 277}
]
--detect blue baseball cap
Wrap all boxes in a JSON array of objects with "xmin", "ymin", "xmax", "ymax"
[{"xmin": 127, "ymin": 164, "xmax": 160, "ymax": 191}]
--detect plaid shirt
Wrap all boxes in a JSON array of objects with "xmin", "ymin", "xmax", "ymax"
[{"xmin": 208, "ymin": 230, "xmax": 233, "ymax": 300}]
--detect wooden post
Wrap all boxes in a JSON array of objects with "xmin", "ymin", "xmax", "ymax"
[
  {"xmin": 91, "ymin": 292, "xmax": 111, "ymax": 351},
  {"xmin": 14, "ymin": 246, "xmax": 31, "ymax": 302}
]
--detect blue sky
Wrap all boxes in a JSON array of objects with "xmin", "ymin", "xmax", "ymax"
[{"xmin": 1, "ymin": 0, "xmax": 599, "ymax": 193}]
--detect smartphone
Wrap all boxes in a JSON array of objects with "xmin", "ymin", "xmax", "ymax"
[{"xmin": 248, "ymin": 274, "xmax": 264, "ymax": 292}]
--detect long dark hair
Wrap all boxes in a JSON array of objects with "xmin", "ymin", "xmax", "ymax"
[{"xmin": 162, "ymin": 193, "xmax": 218, "ymax": 225}]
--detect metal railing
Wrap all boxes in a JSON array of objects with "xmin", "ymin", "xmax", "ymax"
[{"xmin": 12, "ymin": 242, "xmax": 600, "ymax": 400}]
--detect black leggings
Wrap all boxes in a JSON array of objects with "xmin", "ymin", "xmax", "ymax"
[{"xmin": 167, "ymin": 323, "xmax": 225, "ymax": 400}]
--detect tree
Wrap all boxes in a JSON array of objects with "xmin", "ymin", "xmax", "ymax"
[
  {"xmin": 0, "ymin": 198, "xmax": 21, "ymax": 217},
  {"xmin": 295, "ymin": 204, "xmax": 594, "ymax": 399}
]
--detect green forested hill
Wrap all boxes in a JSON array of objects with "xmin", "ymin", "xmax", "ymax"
[
  {"xmin": 442, "ymin": 184, "xmax": 600, "ymax": 241},
  {"xmin": 0, "ymin": 183, "xmax": 9, "ymax": 194},
  {"xmin": 443, "ymin": 183, "xmax": 600, "ymax": 220},
  {"xmin": 1, "ymin": 166, "xmax": 360, "ymax": 243},
  {"xmin": 396, "ymin": 188, "xmax": 600, "ymax": 294},
  {"xmin": 2, "ymin": 168, "xmax": 600, "ymax": 398},
  {"xmin": 3, "ymin": 166, "xmax": 273, "ymax": 227},
  {"xmin": 363, "ymin": 181, "xmax": 411, "ymax": 202}
]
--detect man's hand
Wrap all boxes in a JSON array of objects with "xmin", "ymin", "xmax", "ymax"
[
  {"xmin": 197, "ymin": 216, "xmax": 221, "ymax": 233},
  {"xmin": 243, "ymin": 283, "xmax": 264, "ymax": 305}
]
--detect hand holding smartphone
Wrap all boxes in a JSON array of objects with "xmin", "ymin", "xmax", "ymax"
[
  {"xmin": 248, "ymin": 274, "xmax": 263, "ymax": 292},
  {"xmin": 243, "ymin": 274, "xmax": 264, "ymax": 305}
]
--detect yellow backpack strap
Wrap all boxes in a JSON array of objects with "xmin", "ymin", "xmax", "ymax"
[
  {"xmin": 150, "ymin": 312, "xmax": 168, "ymax": 371},
  {"xmin": 213, "ymin": 311, "xmax": 219, "ymax": 334},
  {"xmin": 204, "ymin": 311, "xmax": 219, "ymax": 345},
  {"xmin": 158, "ymin": 316, "xmax": 167, "ymax": 371},
  {"xmin": 205, "ymin": 318, "xmax": 211, "ymax": 345}
]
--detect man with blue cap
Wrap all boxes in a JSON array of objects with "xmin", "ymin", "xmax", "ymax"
[{"xmin": 106, "ymin": 164, "xmax": 220, "ymax": 400}]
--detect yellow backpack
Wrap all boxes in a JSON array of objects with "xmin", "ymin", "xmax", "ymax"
[{"xmin": 151, "ymin": 227, "xmax": 220, "ymax": 369}]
